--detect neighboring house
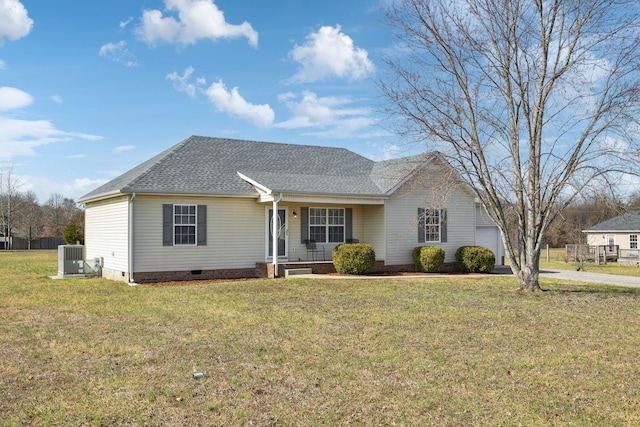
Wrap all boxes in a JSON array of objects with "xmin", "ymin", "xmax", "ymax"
[
  {"xmin": 583, "ymin": 211, "xmax": 640, "ymax": 252},
  {"xmin": 78, "ymin": 136, "xmax": 503, "ymax": 283},
  {"xmin": 0, "ymin": 232, "xmax": 12, "ymax": 250}
]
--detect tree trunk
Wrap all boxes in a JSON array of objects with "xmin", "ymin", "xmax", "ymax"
[{"xmin": 515, "ymin": 264, "xmax": 542, "ymax": 292}]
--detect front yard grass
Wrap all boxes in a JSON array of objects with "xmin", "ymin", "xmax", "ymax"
[{"xmin": 2, "ymin": 250, "xmax": 640, "ymax": 425}]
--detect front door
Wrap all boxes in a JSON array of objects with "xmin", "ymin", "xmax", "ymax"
[
  {"xmin": 606, "ymin": 235, "xmax": 616, "ymax": 253},
  {"xmin": 267, "ymin": 209, "xmax": 287, "ymax": 260}
]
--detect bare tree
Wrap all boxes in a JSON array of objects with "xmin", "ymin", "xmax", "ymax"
[
  {"xmin": 381, "ymin": 0, "xmax": 640, "ymax": 290},
  {"xmin": 544, "ymin": 192, "xmax": 625, "ymax": 247},
  {"xmin": 14, "ymin": 191, "xmax": 43, "ymax": 250},
  {"xmin": 0, "ymin": 164, "xmax": 24, "ymax": 250},
  {"xmin": 43, "ymin": 193, "xmax": 79, "ymax": 237}
]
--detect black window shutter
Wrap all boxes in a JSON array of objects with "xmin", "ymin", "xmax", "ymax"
[
  {"xmin": 301, "ymin": 207, "xmax": 309, "ymax": 243},
  {"xmin": 163, "ymin": 204, "xmax": 173, "ymax": 246},
  {"xmin": 441, "ymin": 209, "xmax": 447, "ymax": 243},
  {"xmin": 197, "ymin": 205, "xmax": 207, "ymax": 246},
  {"xmin": 418, "ymin": 208, "xmax": 425, "ymax": 243},
  {"xmin": 345, "ymin": 208, "xmax": 353, "ymax": 241}
]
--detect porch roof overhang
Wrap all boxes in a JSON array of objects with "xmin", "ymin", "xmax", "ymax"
[{"xmin": 237, "ymin": 172, "xmax": 387, "ymax": 205}]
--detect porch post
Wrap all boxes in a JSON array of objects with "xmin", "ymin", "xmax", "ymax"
[{"xmin": 272, "ymin": 193, "xmax": 283, "ymax": 277}]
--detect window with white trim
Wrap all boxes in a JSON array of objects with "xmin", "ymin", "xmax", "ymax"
[
  {"xmin": 174, "ymin": 204, "xmax": 197, "ymax": 245},
  {"xmin": 418, "ymin": 208, "xmax": 447, "ymax": 243},
  {"xmin": 162, "ymin": 204, "xmax": 206, "ymax": 247},
  {"xmin": 309, "ymin": 207, "xmax": 345, "ymax": 243},
  {"xmin": 423, "ymin": 209, "xmax": 441, "ymax": 242},
  {"xmin": 631, "ymin": 234, "xmax": 638, "ymax": 250}
]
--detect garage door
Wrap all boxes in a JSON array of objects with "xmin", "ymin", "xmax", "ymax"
[{"xmin": 476, "ymin": 226, "xmax": 502, "ymax": 265}]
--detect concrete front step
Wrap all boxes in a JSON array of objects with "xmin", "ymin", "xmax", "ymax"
[{"xmin": 284, "ymin": 268, "xmax": 313, "ymax": 278}]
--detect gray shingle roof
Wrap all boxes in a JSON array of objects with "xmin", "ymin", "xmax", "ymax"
[
  {"xmin": 583, "ymin": 211, "xmax": 640, "ymax": 232},
  {"xmin": 79, "ymin": 136, "xmax": 431, "ymax": 202}
]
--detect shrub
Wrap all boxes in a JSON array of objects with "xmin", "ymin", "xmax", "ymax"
[
  {"xmin": 333, "ymin": 243, "xmax": 376, "ymax": 275},
  {"xmin": 412, "ymin": 246, "xmax": 445, "ymax": 272},
  {"xmin": 63, "ymin": 211, "xmax": 85, "ymax": 245},
  {"xmin": 455, "ymin": 246, "xmax": 496, "ymax": 273}
]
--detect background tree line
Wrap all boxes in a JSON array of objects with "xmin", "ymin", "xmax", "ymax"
[
  {"xmin": 542, "ymin": 192, "xmax": 640, "ymax": 248},
  {"xmin": 0, "ymin": 166, "xmax": 84, "ymax": 250}
]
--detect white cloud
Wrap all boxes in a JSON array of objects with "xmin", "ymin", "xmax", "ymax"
[
  {"xmin": 0, "ymin": 59, "xmax": 6, "ymax": 69},
  {"xmin": 204, "ymin": 80, "xmax": 274, "ymax": 128},
  {"xmin": 0, "ymin": 85, "xmax": 103, "ymax": 201},
  {"xmin": 119, "ymin": 17, "xmax": 133, "ymax": 29},
  {"xmin": 167, "ymin": 67, "xmax": 272, "ymax": 127},
  {"xmin": 381, "ymin": 144, "xmax": 401, "ymax": 160},
  {"xmin": 51, "ymin": 94, "xmax": 63, "ymax": 104},
  {"xmin": 166, "ymin": 66, "xmax": 202, "ymax": 97},
  {"xmin": 0, "ymin": 0, "xmax": 32, "ymax": 45},
  {"xmin": 0, "ymin": 86, "xmax": 32, "ymax": 111},
  {"xmin": 287, "ymin": 25, "xmax": 374, "ymax": 83},
  {"xmin": 275, "ymin": 90, "xmax": 378, "ymax": 137},
  {"xmin": 67, "ymin": 153, "xmax": 86, "ymax": 159},
  {"xmin": 23, "ymin": 175, "xmax": 109, "ymax": 202},
  {"xmin": 366, "ymin": 142, "xmax": 402, "ymax": 161},
  {"xmin": 0, "ymin": 115, "xmax": 102, "ymax": 161},
  {"xmin": 136, "ymin": 0, "xmax": 258, "ymax": 47},
  {"xmin": 114, "ymin": 145, "xmax": 135, "ymax": 153},
  {"xmin": 99, "ymin": 41, "xmax": 138, "ymax": 67}
]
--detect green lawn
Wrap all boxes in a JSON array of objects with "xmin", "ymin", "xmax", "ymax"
[{"xmin": 2, "ymin": 250, "xmax": 640, "ymax": 426}]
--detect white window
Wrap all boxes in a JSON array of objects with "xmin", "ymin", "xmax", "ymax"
[
  {"xmin": 423, "ymin": 209, "xmax": 441, "ymax": 242},
  {"xmin": 163, "ymin": 204, "xmax": 206, "ymax": 247},
  {"xmin": 631, "ymin": 235, "xmax": 638, "ymax": 250},
  {"xmin": 309, "ymin": 208, "xmax": 345, "ymax": 243},
  {"xmin": 418, "ymin": 208, "xmax": 447, "ymax": 243},
  {"xmin": 174, "ymin": 204, "xmax": 197, "ymax": 245}
]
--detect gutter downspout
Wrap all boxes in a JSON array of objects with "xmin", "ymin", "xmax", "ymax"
[
  {"xmin": 272, "ymin": 193, "xmax": 283, "ymax": 278},
  {"xmin": 128, "ymin": 193, "xmax": 138, "ymax": 286}
]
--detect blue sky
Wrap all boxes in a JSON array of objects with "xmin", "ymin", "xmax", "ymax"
[{"xmin": 0, "ymin": 0, "xmax": 401, "ymax": 202}]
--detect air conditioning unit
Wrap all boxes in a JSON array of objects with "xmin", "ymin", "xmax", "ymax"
[{"xmin": 58, "ymin": 245, "xmax": 85, "ymax": 277}]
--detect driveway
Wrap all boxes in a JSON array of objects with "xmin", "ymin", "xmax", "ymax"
[
  {"xmin": 538, "ymin": 269, "xmax": 640, "ymax": 288},
  {"xmin": 493, "ymin": 266, "xmax": 640, "ymax": 288}
]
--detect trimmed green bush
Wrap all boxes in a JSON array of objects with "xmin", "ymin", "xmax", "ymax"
[
  {"xmin": 412, "ymin": 246, "xmax": 445, "ymax": 272},
  {"xmin": 455, "ymin": 246, "xmax": 496, "ymax": 273},
  {"xmin": 333, "ymin": 243, "xmax": 376, "ymax": 275}
]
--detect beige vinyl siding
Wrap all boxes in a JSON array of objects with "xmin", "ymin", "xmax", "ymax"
[
  {"xmin": 476, "ymin": 205, "xmax": 496, "ymax": 226},
  {"xmin": 362, "ymin": 205, "xmax": 385, "ymax": 260},
  {"xmin": 84, "ymin": 196, "xmax": 130, "ymax": 278},
  {"xmin": 384, "ymin": 175, "xmax": 476, "ymax": 265},
  {"xmin": 586, "ymin": 232, "xmax": 638, "ymax": 250},
  {"xmin": 585, "ymin": 233, "xmax": 600, "ymax": 246},
  {"xmin": 133, "ymin": 195, "xmax": 264, "ymax": 272}
]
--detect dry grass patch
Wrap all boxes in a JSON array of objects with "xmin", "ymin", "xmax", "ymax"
[{"xmin": 2, "ymin": 251, "xmax": 640, "ymax": 425}]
